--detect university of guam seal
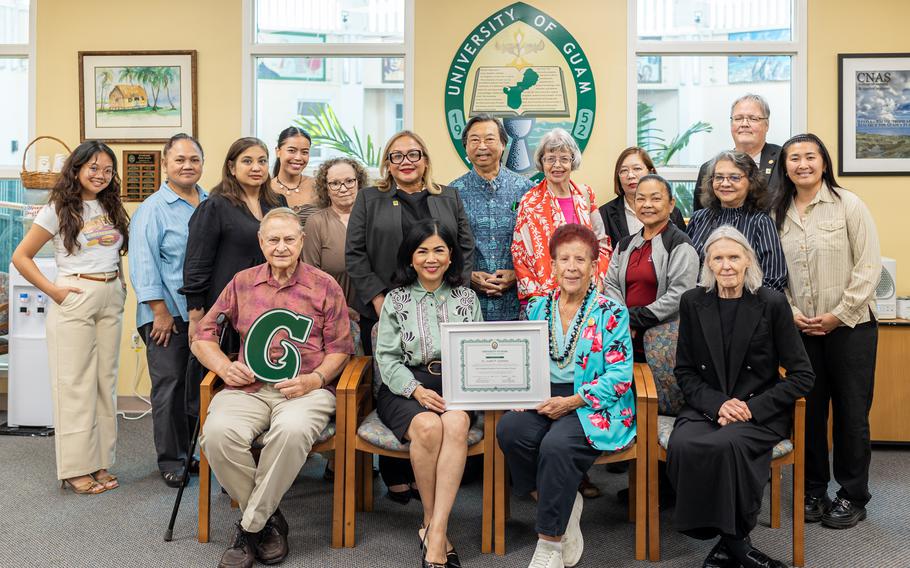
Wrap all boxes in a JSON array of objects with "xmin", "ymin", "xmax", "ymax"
[
  {"xmin": 444, "ymin": 2, "xmax": 596, "ymax": 178},
  {"xmin": 243, "ymin": 308, "xmax": 314, "ymax": 383}
]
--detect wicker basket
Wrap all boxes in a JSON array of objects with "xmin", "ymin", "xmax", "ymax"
[{"xmin": 20, "ymin": 135, "xmax": 72, "ymax": 190}]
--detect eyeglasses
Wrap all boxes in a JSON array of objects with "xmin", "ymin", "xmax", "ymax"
[
  {"xmin": 327, "ymin": 178, "xmax": 358, "ymax": 192},
  {"xmin": 543, "ymin": 156, "xmax": 573, "ymax": 166},
  {"xmin": 87, "ymin": 165, "xmax": 115, "ymax": 178},
  {"xmin": 619, "ymin": 165, "xmax": 648, "ymax": 178},
  {"xmin": 712, "ymin": 174, "xmax": 744, "ymax": 184},
  {"xmin": 388, "ymin": 150, "xmax": 424, "ymax": 164},
  {"xmin": 730, "ymin": 115, "xmax": 767, "ymax": 124}
]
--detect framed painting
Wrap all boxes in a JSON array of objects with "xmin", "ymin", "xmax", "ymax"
[
  {"xmin": 79, "ymin": 50, "xmax": 197, "ymax": 143},
  {"xmin": 839, "ymin": 53, "xmax": 910, "ymax": 176}
]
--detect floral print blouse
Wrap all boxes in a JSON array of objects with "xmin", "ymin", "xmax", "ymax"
[
  {"xmin": 527, "ymin": 290, "xmax": 636, "ymax": 451},
  {"xmin": 511, "ymin": 179, "xmax": 612, "ymax": 301},
  {"xmin": 375, "ymin": 281, "xmax": 483, "ymax": 397}
]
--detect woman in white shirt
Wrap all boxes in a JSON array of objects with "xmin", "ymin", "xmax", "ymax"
[{"xmin": 12, "ymin": 141, "xmax": 130, "ymax": 495}]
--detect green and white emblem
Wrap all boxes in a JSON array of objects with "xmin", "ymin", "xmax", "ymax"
[
  {"xmin": 444, "ymin": 1, "xmax": 596, "ymax": 180},
  {"xmin": 243, "ymin": 308, "xmax": 314, "ymax": 383}
]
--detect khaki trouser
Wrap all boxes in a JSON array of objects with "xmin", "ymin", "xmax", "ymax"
[
  {"xmin": 46, "ymin": 275, "xmax": 125, "ymax": 479},
  {"xmin": 200, "ymin": 384, "xmax": 335, "ymax": 533}
]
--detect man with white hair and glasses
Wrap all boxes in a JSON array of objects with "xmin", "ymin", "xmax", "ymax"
[{"xmin": 693, "ymin": 94, "xmax": 781, "ymax": 212}]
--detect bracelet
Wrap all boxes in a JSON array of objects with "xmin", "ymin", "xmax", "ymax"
[{"xmin": 314, "ymin": 370, "xmax": 327, "ymax": 387}]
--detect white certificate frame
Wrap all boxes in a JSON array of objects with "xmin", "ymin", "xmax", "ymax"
[{"xmin": 441, "ymin": 320, "xmax": 551, "ymax": 411}]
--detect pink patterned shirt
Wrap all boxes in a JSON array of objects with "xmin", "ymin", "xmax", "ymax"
[{"xmin": 195, "ymin": 261, "xmax": 354, "ymax": 394}]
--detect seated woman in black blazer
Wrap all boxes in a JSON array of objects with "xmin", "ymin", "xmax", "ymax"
[
  {"xmin": 345, "ymin": 129, "xmax": 476, "ymax": 504},
  {"xmin": 667, "ymin": 225, "xmax": 814, "ymax": 568},
  {"xmin": 598, "ymin": 147, "xmax": 686, "ymax": 248}
]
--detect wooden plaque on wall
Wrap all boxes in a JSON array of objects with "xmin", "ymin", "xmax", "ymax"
[{"xmin": 122, "ymin": 150, "xmax": 161, "ymax": 202}]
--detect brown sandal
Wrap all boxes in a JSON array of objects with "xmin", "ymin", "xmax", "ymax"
[
  {"xmin": 61, "ymin": 477, "xmax": 106, "ymax": 495},
  {"xmin": 93, "ymin": 471, "xmax": 119, "ymax": 491}
]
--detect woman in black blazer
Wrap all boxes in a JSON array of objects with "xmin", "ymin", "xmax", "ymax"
[
  {"xmin": 599, "ymin": 147, "xmax": 686, "ymax": 247},
  {"xmin": 667, "ymin": 225, "xmax": 814, "ymax": 568},
  {"xmin": 345, "ymin": 129, "xmax": 475, "ymax": 503}
]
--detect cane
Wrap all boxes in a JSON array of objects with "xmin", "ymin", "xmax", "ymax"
[{"xmin": 165, "ymin": 313, "xmax": 227, "ymax": 542}]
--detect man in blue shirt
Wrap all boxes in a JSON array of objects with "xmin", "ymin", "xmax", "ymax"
[
  {"xmin": 129, "ymin": 134, "xmax": 207, "ymax": 487},
  {"xmin": 450, "ymin": 114, "xmax": 532, "ymax": 321}
]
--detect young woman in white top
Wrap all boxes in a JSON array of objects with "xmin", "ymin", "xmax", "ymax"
[{"xmin": 12, "ymin": 140, "xmax": 130, "ymax": 495}]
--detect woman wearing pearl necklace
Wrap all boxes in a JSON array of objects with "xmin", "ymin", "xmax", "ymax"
[
  {"xmin": 497, "ymin": 224, "xmax": 636, "ymax": 568},
  {"xmin": 270, "ymin": 126, "xmax": 322, "ymax": 227}
]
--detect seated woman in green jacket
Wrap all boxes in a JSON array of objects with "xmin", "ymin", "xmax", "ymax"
[{"xmin": 374, "ymin": 218, "xmax": 483, "ymax": 568}]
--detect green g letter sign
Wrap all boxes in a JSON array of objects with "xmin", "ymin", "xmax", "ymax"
[{"xmin": 243, "ymin": 308, "xmax": 314, "ymax": 383}]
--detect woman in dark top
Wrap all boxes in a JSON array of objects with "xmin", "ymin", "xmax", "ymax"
[
  {"xmin": 345, "ymin": 129, "xmax": 475, "ymax": 504},
  {"xmin": 667, "ymin": 225, "xmax": 814, "ymax": 568},
  {"xmin": 598, "ymin": 147, "xmax": 686, "ymax": 248},
  {"xmin": 181, "ymin": 137, "xmax": 287, "ymax": 354}
]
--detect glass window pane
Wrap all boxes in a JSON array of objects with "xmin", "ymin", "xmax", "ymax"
[
  {"xmin": 256, "ymin": 0, "xmax": 404, "ymax": 44},
  {"xmin": 0, "ymin": 0, "xmax": 29, "ymax": 44},
  {"xmin": 0, "ymin": 57, "xmax": 28, "ymax": 168},
  {"xmin": 256, "ymin": 57, "xmax": 404, "ymax": 170},
  {"xmin": 637, "ymin": 0, "xmax": 791, "ymax": 42},
  {"xmin": 637, "ymin": 55, "xmax": 791, "ymax": 168}
]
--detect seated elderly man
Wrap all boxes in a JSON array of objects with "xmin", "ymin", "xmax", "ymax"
[{"xmin": 193, "ymin": 207, "xmax": 353, "ymax": 568}]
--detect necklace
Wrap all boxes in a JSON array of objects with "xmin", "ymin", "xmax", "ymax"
[
  {"xmin": 275, "ymin": 175, "xmax": 302, "ymax": 194},
  {"xmin": 546, "ymin": 284, "xmax": 596, "ymax": 369}
]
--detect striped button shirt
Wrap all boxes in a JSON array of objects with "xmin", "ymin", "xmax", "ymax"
[
  {"xmin": 686, "ymin": 206, "xmax": 789, "ymax": 292},
  {"xmin": 777, "ymin": 184, "xmax": 881, "ymax": 327}
]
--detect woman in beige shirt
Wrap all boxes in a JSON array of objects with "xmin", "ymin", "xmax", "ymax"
[
  {"xmin": 303, "ymin": 157, "xmax": 368, "ymax": 343},
  {"xmin": 771, "ymin": 133, "xmax": 881, "ymax": 531}
]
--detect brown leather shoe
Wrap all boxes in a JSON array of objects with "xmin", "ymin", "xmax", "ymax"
[
  {"xmin": 218, "ymin": 522, "xmax": 256, "ymax": 568},
  {"xmin": 255, "ymin": 509, "xmax": 289, "ymax": 564}
]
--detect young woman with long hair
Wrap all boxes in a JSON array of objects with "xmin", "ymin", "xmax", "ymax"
[{"xmin": 13, "ymin": 140, "xmax": 130, "ymax": 495}]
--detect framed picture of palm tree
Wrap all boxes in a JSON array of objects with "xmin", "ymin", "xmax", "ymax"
[{"xmin": 79, "ymin": 50, "xmax": 197, "ymax": 143}]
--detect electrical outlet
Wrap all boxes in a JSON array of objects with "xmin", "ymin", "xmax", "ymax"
[{"xmin": 130, "ymin": 331, "xmax": 142, "ymax": 350}]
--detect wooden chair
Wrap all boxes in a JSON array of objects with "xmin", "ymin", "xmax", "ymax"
[
  {"xmin": 197, "ymin": 355, "xmax": 371, "ymax": 548},
  {"xmin": 492, "ymin": 361, "xmax": 655, "ymax": 559},
  {"xmin": 643, "ymin": 320, "xmax": 805, "ymax": 566},
  {"xmin": 340, "ymin": 352, "xmax": 496, "ymax": 552}
]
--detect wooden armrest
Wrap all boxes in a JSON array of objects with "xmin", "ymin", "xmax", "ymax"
[
  {"xmin": 633, "ymin": 362, "xmax": 658, "ymax": 407},
  {"xmin": 335, "ymin": 356, "xmax": 372, "ymax": 399}
]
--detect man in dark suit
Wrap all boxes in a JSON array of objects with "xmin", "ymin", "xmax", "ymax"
[{"xmin": 693, "ymin": 94, "xmax": 780, "ymax": 211}]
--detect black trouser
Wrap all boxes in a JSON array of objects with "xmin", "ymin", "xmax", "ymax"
[
  {"xmin": 496, "ymin": 383, "xmax": 600, "ymax": 537},
  {"xmin": 802, "ymin": 320, "xmax": 877, "ymax": 506},
  {"xmin": 139, "ymin": 319, "xmax": 194, "ymax": 474}
]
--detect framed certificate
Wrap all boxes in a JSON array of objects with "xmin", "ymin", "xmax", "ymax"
[{"xmin": 440, "ymin": 320, "xmax": 551, "ymax": 410}]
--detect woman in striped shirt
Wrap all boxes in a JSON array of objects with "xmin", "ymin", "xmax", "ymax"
[{"xmin": 687, "ymin": 150, "xmax": 788, "ymax": 292}]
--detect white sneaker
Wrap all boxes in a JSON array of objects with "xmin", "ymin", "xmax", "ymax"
[
  {"xmin": 562, "ymin": 492, "xmax": 584, "ymax": 567},
  {"xmin": 528, "ymin": 540, "xmax": 565, "ymax": 568}
]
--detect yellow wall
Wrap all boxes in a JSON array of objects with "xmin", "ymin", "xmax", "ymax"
[
  {"xmin": 33, "ymin": 0, "xmax": 910, "ymax": 393},
  {"xmin": 35, "ymin": 0, "xmax": 241, "ymax": 395}
]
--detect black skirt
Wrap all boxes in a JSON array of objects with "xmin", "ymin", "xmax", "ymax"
[
  {"xmin": 666, "ymin": 415, "xmax": 782, "ymax": 539},
  {"xmin": 377, "ymin": 365, "xmax": 475, "ymax": 443}
]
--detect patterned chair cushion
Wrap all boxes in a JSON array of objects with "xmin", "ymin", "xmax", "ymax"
[
  {"xmin": 251, "ymin": 421, "xmax": 336, "ymax": 449},
  {"xmin": 657, "ymin": 415, "xmax": 794, "ymax": 459},
  {"xmin": 644, "ymin": 320, "xmax": 684, "ymax": 416},
  {"xmin": 357, "ymin": 410, "xmax": 485, "ymax": 452}
]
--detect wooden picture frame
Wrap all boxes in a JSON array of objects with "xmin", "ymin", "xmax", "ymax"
[
  {"xmin": 838, "ymin": 53, "xmax": 910, "ymax": 176},
  {"xmin": 79, "ymin": 50, "xmax": 198, "ymax": 144}
]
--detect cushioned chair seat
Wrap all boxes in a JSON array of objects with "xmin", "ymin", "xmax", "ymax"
[
  {"xmin": 656, "ymin": 415, "xmax": 794, "ymax": 460},
  {"xmin": 251, "ymin": 420, "xmax": 336, "ymax": 449},
  {"xmin": 356, "ymin": 410, "xmax": 485, "ymax": 452}
]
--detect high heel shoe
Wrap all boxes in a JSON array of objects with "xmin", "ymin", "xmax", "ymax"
[
  {"xmin": 61, "ymin": 476, "xmax": 106, "ymax": 495},
  {"xmin": 419, "ymin": 525, "xmax": 458, "ymax": 568},
  {"xmin": 419, "ymin": 524, "xmax": 447, "ymax": 568}
]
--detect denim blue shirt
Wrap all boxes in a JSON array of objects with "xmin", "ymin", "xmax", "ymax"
[
  {"xmin": 450, "ymin": 167, "xmax": 532, "ymax": 321},
  {"xmin": 129, "ymin": 182, "xmax": 207, "ymax": 328}
]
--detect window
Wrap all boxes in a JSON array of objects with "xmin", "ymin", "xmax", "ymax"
[
  {"xmin": 0, "ymin": 0, "xmax": 31, "ymax": 173},
  {"xmin": 245, "ymin": 0, "xmax": 411, "ymax": 172},
  {"xmin": 629, "ymin": 0, "xmax": 806, "ymax": 215}
]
